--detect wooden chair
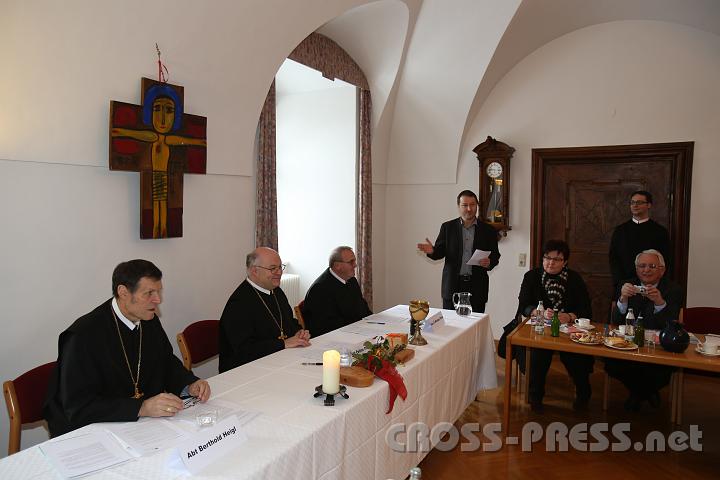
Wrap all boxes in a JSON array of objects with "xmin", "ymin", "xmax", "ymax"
[
  {"xmin": 294, "ymin": 301, "xmax": 306, "ymax": 329},
  {"xmin": 680, "ymin": 307, "xmax": 720, "ymax": 334},
  {"xmin": 3, "ymin": 361, "xmax": 56, "ymax": 455},
  {"xmin": 176, "ymin": 320, "xmax": 220, "ymax": 371},
  {"xmin": 674, "ymin": 306, "xmax": 720, "ymax": 423}
]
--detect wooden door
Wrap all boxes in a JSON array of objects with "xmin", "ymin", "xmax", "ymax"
[{"xmin": 531, "ymin": 142, "xmax": 692, "ymax": 322}]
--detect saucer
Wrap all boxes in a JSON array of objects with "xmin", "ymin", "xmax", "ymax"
[
  {"xmin": 695, "ymin": 346, "xmax": 720, "ymax": 357},
  {"xmin": 561, "ymin": 324, "xmax": 595, "ymax": 334}
]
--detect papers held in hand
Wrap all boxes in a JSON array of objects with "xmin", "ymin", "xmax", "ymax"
[{"xmin": 466, "ymin": 249, "xmax": 491, "ymax": 266}]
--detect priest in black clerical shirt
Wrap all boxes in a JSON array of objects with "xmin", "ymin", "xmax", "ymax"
[
  {"xmin": 302, "ymin": 246, "xmax": 372, "ymax": 337},
  {"xmin": 609, "ymin": 190, "xmax": 671, "ymax": 292},
  {"xmin": 44, "ymin": 259, "xmax": 211, "ymax": 437},
  {"xmin": 218, "ymin": 247, "xmax": 311, "ymax": 373}
]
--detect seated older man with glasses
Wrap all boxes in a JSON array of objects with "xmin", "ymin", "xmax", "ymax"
[
  {"xmin": 606, "ymin": 249, "xmax": 683, "ymax": 411},
  {"xmin": 219, "ymin": 247, "xmax": 311, "ymax": 372}
]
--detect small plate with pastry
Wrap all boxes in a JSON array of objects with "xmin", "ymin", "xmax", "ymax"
[
  {"xmin": 603, "ymin": 336, "xmax": 638, "ymax": 350},
  {"xmin": 570, "ymin": 332, "xmax": 603, "ymax": 345}
]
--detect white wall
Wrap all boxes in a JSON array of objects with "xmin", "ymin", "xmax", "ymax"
[
  {"xmin": 383, "ymin": 20, "xmax": 720, "ymax": 337},
  {"xmin": 276, "ymin": 83, "xmax": 358, "ymax": 296},
  {"xmin": 386, "ymin": 0, "xmax": 520, "ymax": 184}
]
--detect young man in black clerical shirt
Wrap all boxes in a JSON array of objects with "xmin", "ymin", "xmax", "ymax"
[
  {"xmin": 609, "ymin": 190, "xmax": 671, "ymax": 293},
  {"xmin": 302, "ymin": 246, "xmax": 372, "ymax": 337},
  {"xmin": 44, "ymin": 259, "xmax": 211, "ymax": 437},
  {"xmin": 218, "ymin": 247, "xmax": 311, "ymax": 373}
]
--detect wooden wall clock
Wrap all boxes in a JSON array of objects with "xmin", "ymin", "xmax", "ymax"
[{"xmin": 473, "ymin": 136, "xmax": 515, "ymax": 236}]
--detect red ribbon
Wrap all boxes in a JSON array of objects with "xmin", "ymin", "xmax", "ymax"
[{"xmin": 365, "ymin": 356, "xmax": 407, "ymax": 414}]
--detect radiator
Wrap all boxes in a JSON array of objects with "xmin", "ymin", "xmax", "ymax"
[{"xmin": 280, "ymin": 273, "xmax": 301, "ymax": 308}]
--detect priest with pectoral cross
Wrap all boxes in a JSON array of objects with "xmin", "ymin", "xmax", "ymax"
[
  {"xmin": 218, "ymin": 247, "xmax": 311, "ymax": 373},
  {"xmin": 43, "ymin": 260, "xmax": 211, "ymax": 437}
]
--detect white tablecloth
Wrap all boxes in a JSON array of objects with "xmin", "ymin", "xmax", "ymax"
[{"xmin": 0, "ymin": 307, "xmax": 497, "ymax": 479}]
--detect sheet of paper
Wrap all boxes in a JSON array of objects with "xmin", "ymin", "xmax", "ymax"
[
  {"xmin": 40, "ymin": 429, "xmax": 133, "ymax": 478},
  {"xmin": 339, "ymin": 324, "xmax": 388, "ymax": 337},
  {"xmin": 297, "ymin": 340, "xmax": 365, "ymax": 361},
  {"xmin": 466, "ymin": 249, "xmax": 491, "ymax": 266},
  {"xmin": 367, "ymin": 304, "xmax": 409, "ymax": 320},
  {"xmin": 104, "ymin": 418, "xmax": 188, "ymax": 456},
  {"xmin": 362, "ymin": 313, "xmax": 408, "ymax": 325},
  {"xmin": 170, "ymin": 398, "xmax": 260, "ymax": 427}
]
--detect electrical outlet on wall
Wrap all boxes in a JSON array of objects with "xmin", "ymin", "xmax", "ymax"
[{"xmin": 518, "ymin": 253, "xmax": 527, "ymax": 267}]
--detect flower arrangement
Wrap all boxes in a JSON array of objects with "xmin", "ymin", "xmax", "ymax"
[
  {"xmin": 352, "ymin": 336, "xmax": 406, "ymax": 369},
  {"xmin": 352, "ymin": 336, "xmax": 408, "ymax": 413}
]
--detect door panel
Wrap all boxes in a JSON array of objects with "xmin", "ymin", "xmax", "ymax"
[{"xmin": 531, "ymin": 143, "xmax": 692, "ymax": 323}]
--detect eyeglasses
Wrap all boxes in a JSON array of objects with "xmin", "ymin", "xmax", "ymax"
[
  {"xmin": 255, "ymin": 264, "xmax": 286, "ymax": 273},
  {"xmin": 636, "ymin": 263, "xmax": 660, "ymax": 270},
  {"xmin": 543, "ymin": 255, "xmax": 565, "ymax": 262},
  {"xmin": 629, "ymin": 200, "xmax": 648, "ymax": 206}
]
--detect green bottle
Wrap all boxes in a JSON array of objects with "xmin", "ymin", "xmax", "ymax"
[
  {"xmin": 634, "ymin": 315, "xmax": 645, "ymax": 347},
  {"xmin": 551, "ymin": 311, "xmax": 560, "ymax": 337}
]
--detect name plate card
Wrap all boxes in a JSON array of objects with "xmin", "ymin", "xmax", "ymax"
[
  {"xmin": 422, "ymin": 312, "xmax": 445, "ymax": 332},
  {"xmin": 175, "ymin": 415, "xmax": 247, "ymax": 474}
]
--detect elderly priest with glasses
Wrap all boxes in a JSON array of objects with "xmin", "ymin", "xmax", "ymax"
[
  {"xmin": 606, "ymin": 249, "xmax": 683, "ymax": 411},
  {"xmin": 301, "ymin": 246, "xmax": 372, "ymax": 337},
  {"xmin": 219, "ymin": 247, "xmax": 311, "ymax": 373},
  {"xmin": 43, "ymin": 259, "xmax": 211, "ymax": 437}
]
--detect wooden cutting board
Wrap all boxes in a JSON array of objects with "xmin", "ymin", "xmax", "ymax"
[
  {"xmin": 395, "ymin": 348, "xmax": 415, "ymax": 364},
  {"xmin": 340, "ymin": 366, "xmax": 374, "ymax": 387}
]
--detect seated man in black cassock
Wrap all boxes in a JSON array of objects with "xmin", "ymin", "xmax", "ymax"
[
  {"xmin": 219, "ymin": 247, "xmax": 311, "ymax": 373},
  {"xmin": 44, "ymin": 259, "xmax": 211, "ymax": 437},
  {"xmin": 302, "ymin": 246, "xmax": 372, "ymax": 337},
  {"xmin": 605, "ymin": 249, "xmax": 683, "ymax": 411}
]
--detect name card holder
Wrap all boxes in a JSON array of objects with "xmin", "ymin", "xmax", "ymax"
[
  {"xmin": 422, "ymin": 312, "xmax": 445, "ymax": 332},
  {"xmin": 173, "ymin": 415, "xmax": 247, "ymax": 474}
]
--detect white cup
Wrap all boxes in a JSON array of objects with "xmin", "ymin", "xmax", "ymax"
[
  {"xmin": 702, "ymin": 337, "xmax": 720, "ymax": 354},
  {"xmin": 574, "ymin": 318, "xmax": 591, "ymax": 329},
  {"xmin": 617, "ymin": 325, "xmax": 627, "ymax": 335}
]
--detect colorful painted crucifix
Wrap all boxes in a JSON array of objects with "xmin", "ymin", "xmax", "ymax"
[{"xmin": 109, "ymin": 78, "xmax": 207, "ymax": 239}]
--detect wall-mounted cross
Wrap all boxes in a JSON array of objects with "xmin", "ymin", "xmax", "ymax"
[{"xmin": 110, "ymin": 78, "xmax": 207, "ymax": 239}]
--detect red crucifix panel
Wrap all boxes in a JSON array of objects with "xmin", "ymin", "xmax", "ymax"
[{"xmin": 110, "ymin": 78, "xmax": 207, "ymax": 239}]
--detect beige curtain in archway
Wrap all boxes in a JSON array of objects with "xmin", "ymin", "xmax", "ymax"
[
  {"xmin": 255, "ymin": 80, "xmax": 278, "ymax": 250},
  {"xmin": 255, "ymin": 32, "xmax": 373, "ymax": 306}
]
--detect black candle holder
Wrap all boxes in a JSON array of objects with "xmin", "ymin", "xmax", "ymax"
[{"xmin": 313, "ymin": 384, "xmax": 349, "ymax": 406}]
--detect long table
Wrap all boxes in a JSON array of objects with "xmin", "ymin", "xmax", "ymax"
[
  {"xmin": 503, "ymin": 320, "xmax": 720, "ymax": 432},
  {"xmin": 1, "ymin": 306, "xmax": 497, "ymax": 479}
]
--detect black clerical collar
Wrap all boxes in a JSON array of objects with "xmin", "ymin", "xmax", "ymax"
[{"xmin": 247, "ymin": 277, "xmax": 272, "ymax": 295}]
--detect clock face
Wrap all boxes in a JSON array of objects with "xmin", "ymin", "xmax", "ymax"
[{"xmin": 486, "ymin": 161, "xmax": 503, "ymax": 179}]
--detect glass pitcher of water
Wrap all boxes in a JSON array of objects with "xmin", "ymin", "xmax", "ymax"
[{"xmin": 452, "ymin": 292, "xmax": 472, "ymax": 316}]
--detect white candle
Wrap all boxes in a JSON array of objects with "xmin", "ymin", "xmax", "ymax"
[{"xmin": 322, "ymin": 349, "xmax": 341, "ymax": 394}]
